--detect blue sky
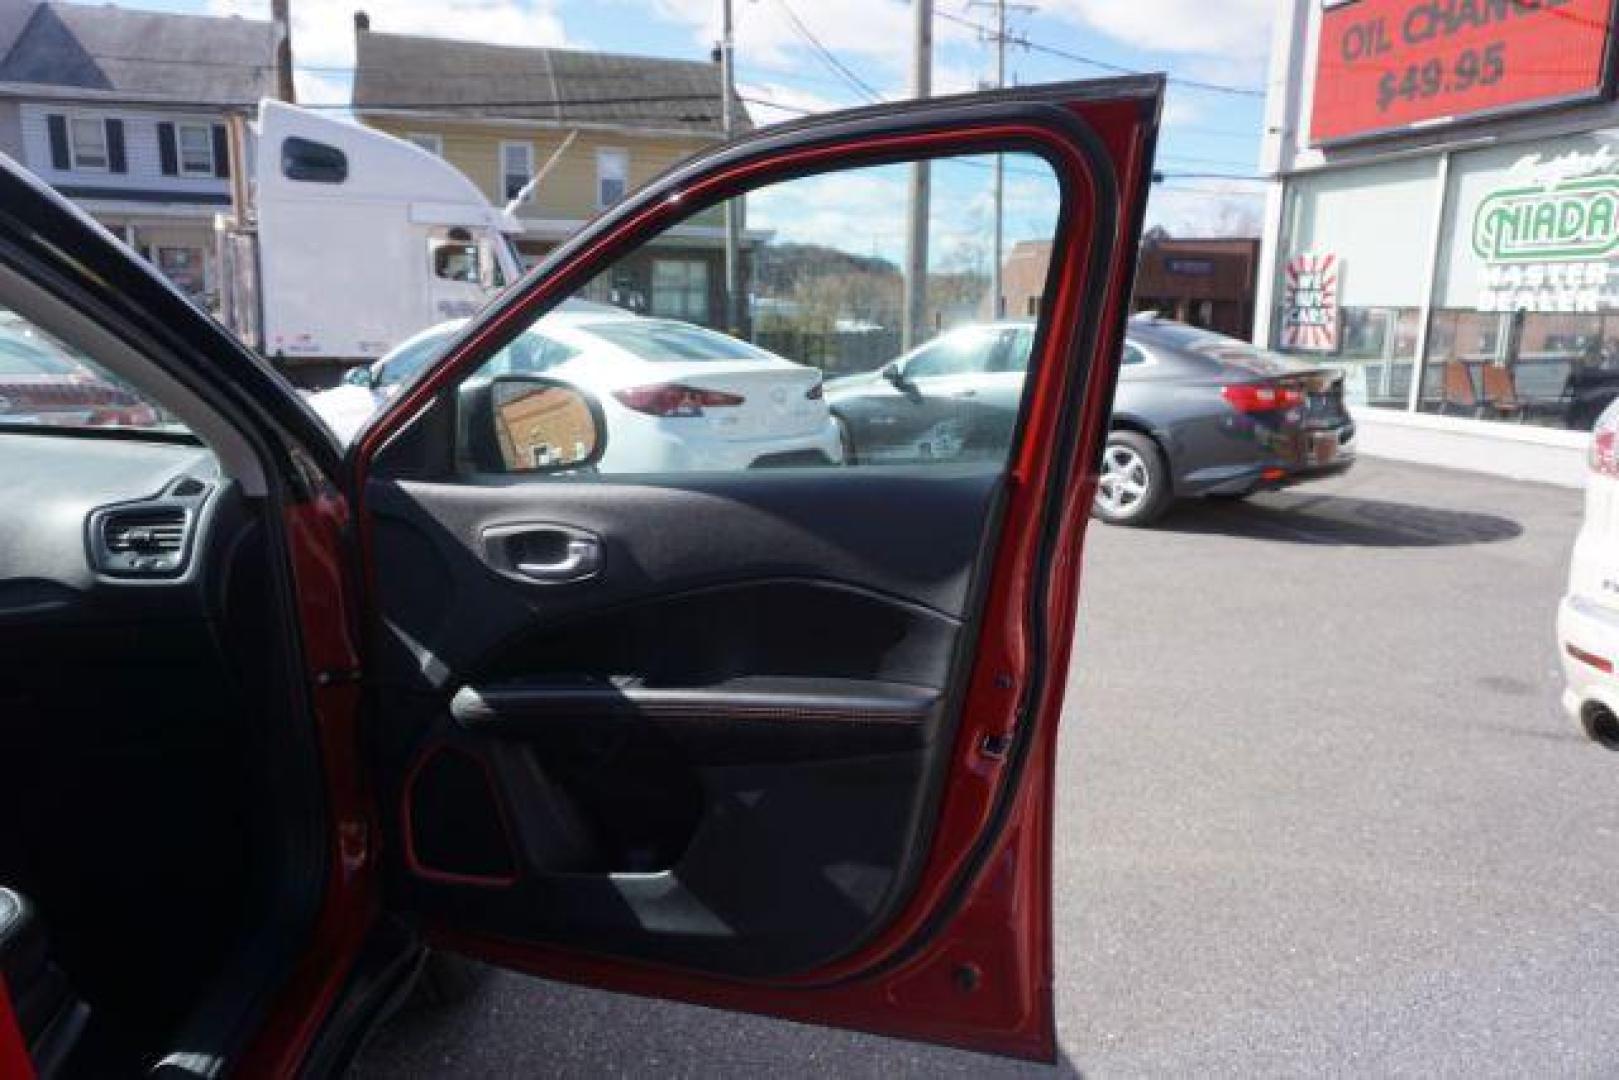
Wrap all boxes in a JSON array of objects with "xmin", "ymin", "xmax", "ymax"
[{"xmin": 135, "ymin": 0, "xmax": 1273, "ymax": 236}]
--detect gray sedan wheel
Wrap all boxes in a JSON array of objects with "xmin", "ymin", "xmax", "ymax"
[
  {"xmin": 834, "ymin": 413, "xmax": 858, "ymax": 466},
  {"xmin": 1093, "ymin": 430, "xmax": 1171, "ymax": 526}
]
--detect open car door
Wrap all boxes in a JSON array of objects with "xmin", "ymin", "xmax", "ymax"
[{"xmin": 350, "ymin": 78, "xmax": 1160, "ymax": 1061}]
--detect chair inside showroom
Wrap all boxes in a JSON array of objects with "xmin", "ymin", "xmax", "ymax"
[
  {"xmin": 1441, "ymin": 360, "xmax": 1480, "ymax": 416},
  {"xmin": 1480, "ymin": 364, "xmax": 1526, "ymax": 422}
]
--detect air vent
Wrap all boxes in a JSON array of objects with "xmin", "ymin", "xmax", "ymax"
[
  {"xmin": 95, "ymin": 507, "xmax": 190, "ymax": 576},
  {"xmin": 104, "ymin": 509, "xmax": 185, "ymax": 553}
]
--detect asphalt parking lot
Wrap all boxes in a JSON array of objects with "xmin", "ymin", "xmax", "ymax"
[{"xmin": 355, "ymin": 457, "xmax": 1617, "ymax": 1077}]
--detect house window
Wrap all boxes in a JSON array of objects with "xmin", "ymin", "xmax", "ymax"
[
  {"xmin": 176, "ymin": 122, "xmax": 214, "ymax": 176},
  {"xmin": 69, "ymin": 117, "xmax": 108, "ymax": 171},
  {"xmin": 597, "ymin": 148, "xmax": 628, "ymax": 208},
  {"xmin": 501, "ymin": 141, "xmax": 533, "ymax": 201},
  {"xmin": 406, "ymin": 132, "xmax": 443, "ymax": 156},
  {"xmin": 650, "ymin": 259, "xmax": 708, "ymax": 322}
]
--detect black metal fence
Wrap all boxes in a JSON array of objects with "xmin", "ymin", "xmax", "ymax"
[{"xmin": 753, "ymin": 328, "xmax": 903, "ymax": 376}]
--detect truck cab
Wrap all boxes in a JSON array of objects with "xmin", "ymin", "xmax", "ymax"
[{"xmin": 217, "ymin": 100, "xmax": 523, "ymax": 386}]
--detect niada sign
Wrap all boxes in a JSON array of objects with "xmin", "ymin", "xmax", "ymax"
[
  {"xmin": 1472, "ymin": 176, "xmax": 1619, "ymax": 263},
  {"xmin": 1471, "ymin": 150, "xmax": 1619, "ymax": 313}
]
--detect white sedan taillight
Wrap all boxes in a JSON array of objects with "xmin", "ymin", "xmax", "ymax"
[{"xmin": 613, "ymin": 383, "xmax": 745, "ymax": 418}]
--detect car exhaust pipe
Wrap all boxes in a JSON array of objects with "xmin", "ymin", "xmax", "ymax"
[{"xmin": 1580, "ymin": 700, "xmax": 1619, "ymax": 750}]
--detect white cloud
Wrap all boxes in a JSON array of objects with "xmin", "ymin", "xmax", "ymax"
[
  {"xmin": 1161, "ymin": 93, "xmax": 1204, "ymax": 131},
  {"xmin": 749, "ymin": 167, "xmax": 912, "ymax": 251},
  {"xmin": 746, "ymin": 154, "xmax": 1058, "ymax": 267},
  {"xmin": 932, "ymin": 61, "xmax": 986, "ymax": 97},
  {"xmin": 1145, "ymin": 180, "xmax": 1265, "ymax": 237},
  {"xmin": 643, "ymin": 0, "xmax": 973, "ymax": 90},
  {"xmin": 737, "ymin": 80, "xmax": 849, "ymax": 126},
  {"xmin": 1040, "ymin": 0, "xmax": 1273, "ymax": 65},
  {"xmin": 206, "ymin": 0, "xmax": 568, "ymax": 96},
  {"xmin": 292, "ymin": 67, "xmax": 350, "ymax": 109}
]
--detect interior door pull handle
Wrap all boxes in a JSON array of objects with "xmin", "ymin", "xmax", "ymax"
[{"xmin": 516, "ymin": 538, "xmax": 601, "ymax": 582}]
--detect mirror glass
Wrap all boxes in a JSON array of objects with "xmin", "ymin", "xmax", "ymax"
[{"xmin": 489, "ymin": 378, "xmax": 601, "ymax": 473}]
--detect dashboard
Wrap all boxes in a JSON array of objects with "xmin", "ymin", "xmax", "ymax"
[
  {"xmin": 0, "ymin": 431, "xmax": 224, "ymax": 626},
  {"xmin": 0, "ymin": 430, "xmax": 273, "ymax": 1055}
]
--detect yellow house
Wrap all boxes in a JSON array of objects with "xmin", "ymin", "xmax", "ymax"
[{"xmin": 351, "ymin": 13, "xmax": 752, "ymax": 327}]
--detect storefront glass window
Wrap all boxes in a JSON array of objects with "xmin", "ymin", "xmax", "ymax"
[
  {"xmin": 1274, "ymin": 157, "xmax": 1438, "ymax": 410},
  {"xmin": 1422, "ymin": 130, "xmax": 1619, "ymax": 430}
]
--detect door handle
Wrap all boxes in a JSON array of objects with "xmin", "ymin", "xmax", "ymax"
[
  {"xmin": 516, "ymin": 537, "xmax": 601, "ymax": 581},
  {"xmin": 953, "ymin": 388, "xmax": 978, "ymax": 398},
  {"xmin": 482, "ymin": 524, "xmax": 603, "ymax": 584}
]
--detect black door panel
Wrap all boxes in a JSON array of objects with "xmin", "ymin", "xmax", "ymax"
[
  {"xmin": 367, "ymin": 469, "xmax": 1002, "ymax": 692},
  {"xmin": 404, "ymin": 735, "xmax": 938, "ymax": 976},
  {"xmin": 369, "ymin": 467, "xmax": 1003, "ymax": 977}
]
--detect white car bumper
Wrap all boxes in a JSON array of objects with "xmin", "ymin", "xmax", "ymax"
[
  {"xmin": 1557, "ymin": 592, "xmax": 1619, "ymax": 737},
  {"xmin": 600, "ymin": 416, "xmax": 845, "ymax": 473}
]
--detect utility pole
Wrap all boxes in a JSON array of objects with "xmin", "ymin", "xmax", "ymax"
[
  {"xmin": 902, "ymin": 0, "xmax": 932, "ymax": 351},
  {"xmin": 719, "ymin": 0, "xmax": 742, "ymax": 335},
  {"xmin": 270, "ymin": 0, "xmax": 295, "ymax": 103},
  {"xmin": 970, "ymin": 0, "xmax": 1034, "ymax": 320}
]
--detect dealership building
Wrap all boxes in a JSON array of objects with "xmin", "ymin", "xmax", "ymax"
[{"xmin": 1256, "ymin": 0, "xmax": 1619, "ymax": 485}]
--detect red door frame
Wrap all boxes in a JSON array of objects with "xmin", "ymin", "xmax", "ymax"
[
  {"xmin": 0, "ymin": 978, "xmax": 32, "ymax": 1080},
  {"xmin": 255, "ymin": 81, "xmax": 1160, "ymax": 1069}
]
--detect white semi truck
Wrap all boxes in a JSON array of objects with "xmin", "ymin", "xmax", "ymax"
[{"xmin": 216, "ymin": 100, "xmax": 527, "ymax": 386}]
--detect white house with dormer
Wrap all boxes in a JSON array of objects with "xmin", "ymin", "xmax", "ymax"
[{"xmin": 0, "ymin": 0, "xmax": 276, "ymax": 306}]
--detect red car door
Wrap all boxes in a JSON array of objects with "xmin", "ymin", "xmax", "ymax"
[{"xmin": 349, "ymin": 78, "xmax": 1159, "ymax": 1062}]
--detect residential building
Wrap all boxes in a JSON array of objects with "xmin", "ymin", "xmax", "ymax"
[
  {"xmin": 1257, "ymin": 0, "xmax": 1619, "ymax": 486},
  {"xmin": 350, "ymin": 13, "xmax": 752, "ymax": 330},
  {"xmin": 0, "ymin": 0, "xmax": 277, "ymax": 306}
]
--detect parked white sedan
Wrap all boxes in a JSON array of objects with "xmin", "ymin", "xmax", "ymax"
[
  {"xmin": 309, "ymin": 308, "xmax": 843, "ymax": 472},
  {"xmin": 1559, "ymin": 397, "xmax": 1619, "ymax": 748}
]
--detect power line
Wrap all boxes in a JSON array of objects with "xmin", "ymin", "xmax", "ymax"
[
  {"xmin": 936, "ymin": 8, "xmax": 1265, "ymax": 98},
  {"xmin": 773, "ymin": 0, "xmax": 884, "ymax": 103},
  {"xmin": 1154, "ymin": 183, "xmax": 1266, "ymax": 195},
  {"xmin": 1158, "ymin": 151, "xmax": 1259, "ymax": 167},
  {"xmin": 1159, "ymin": 171, "xmax": 1266, "ymax": 181},
  {"xmin": 742, "ymin": 95, "xmax": 1264, "ymax": 187},
  {"xmin": 1181, "ymin": 128, "xmax": 1267, "ymax": 141},
  {"xmin": 736, "ymin": 62, "xmax": 874, "ymax": 95}
]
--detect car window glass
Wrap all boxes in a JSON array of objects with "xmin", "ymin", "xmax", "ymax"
[
  {"xmin": 994, "ymin": 329, "xmax": 1035, "ymax": 373},
  {"xmin": 905, "ymin": 329, "xmax": 1004, "ymax": 379},
  {"xmin": 434, "ymin": 242, "xmax": 480, "ymax": 284},
  {"xmin": 375, "ymin": 331, "xmax": 451, "ymax": 388},
  {"xmin": 580, "ymin": 320, "xmax": 774, "ymax": 363},
  {"xmin": 435, "ymin": 151, "xmax": 1062, "ymax": 476},
  {"xmin": 0, "ymin": 307, "xmax": 191, "ymax": 436},
  {"xmin": 480, "ymin": 331, "xmax": 580, "ymax": 377},
  {"xmin": 282, "ymin": 136, "xmax": 347, "ymax": 183},
  {"xmin": 1137, "ymin": 321, "xmax": 1314, "ymax": 375}
]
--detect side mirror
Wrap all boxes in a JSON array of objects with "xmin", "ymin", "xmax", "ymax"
[
  {"xmin": 482, "ymin": 375, "xmax": 606, "ymax": 474},
  {"xmin": 882, "ymin": 361, "xmax": 921, "ymax": 401},
  {"xmin": 342, "ymin": 365, "xmax": 373, "ymax": 388}
]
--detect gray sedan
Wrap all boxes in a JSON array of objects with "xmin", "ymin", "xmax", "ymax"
[{"xmin": 824, "ymin": 314, "xmax": 1356, "ymax": 526}]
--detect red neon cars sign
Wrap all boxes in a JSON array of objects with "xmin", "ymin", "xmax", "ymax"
[{"xmin": 1310, "ymin": 0, "xmax": 1617, "ymax": 146}]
